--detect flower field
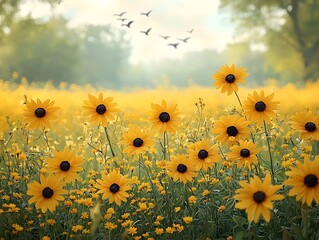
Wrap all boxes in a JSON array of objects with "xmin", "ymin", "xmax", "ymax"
[{"xmin": 1, "ymin": 67, "xmax": 319, "ymax": 240}]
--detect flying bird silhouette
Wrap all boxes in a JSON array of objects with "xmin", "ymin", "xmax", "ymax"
[
  {"xmin": 160, "ymin": 35, "xmax": 170, "ymax": 40},
  {"xmin": 187, "ymin": 29, "xmax": 194, "ymax": 34},
  {"xmin": 114, "ymin": 11, "xmax": 126, "ymax": 17},
  {"xmin": 178, "ymin": 37, "xmax": 190, "ymax": 43},
  {"xmin": 117, "ymin": 18, "xmax": 127, "ymax": 22},
  {"xmin": 168, "ymin": 43, "xmax": 179, "ymax": 49},
  {"xmin": 140, "ymin": 10, "xmax": 152, "ymax": 17},
  {"xmin": 122, "ymin": 21, "xmax": 134, "ymax": 28},
  {"xmin": 140, "ymin": 28, "xmax": 152, "ymax": 35}
]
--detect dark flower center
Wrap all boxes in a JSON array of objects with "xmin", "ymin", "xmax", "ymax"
[
  {"xmin": 60, "ymin": 161, "xmax": 71, "ymax": 171},
  {"xmin": 226, "ymin": 126, "xmax": 238, "ymax": 137},
  {"xmin": 35, "ymin": 108, "xmax": 46, "ymax": 118},
  {"xmin": 255, "ymin": 101, "xmax": 266, "ymax": 112},
  {"xmin": 109, "ymin": 183, "xmax": 120, "ymax": 193},
  {"xmin": 133, "ymin": 138, "xmax": 144, "ymax": 147},
  {"xmin": 42, "ymin": 187, "xmax": 54, "ymax": 199},
  {"xmin": 159, "ymin": 112, "xmax": 170, "ymax": 122},
  {"xmin": 198, "ymin": 149, "xmax": 208, "ymax": 159},
  {"xmin": 177, "ymin": 164, "xmax": 187, "ymax": 173},
  {"xmin": 96, "ymin": 104, "xmax": 107, "ymax": 114},
  {"xmin": 253, "ymin": 191, "xmax": 266, "ymax": 204},
  {"xmin": 304, "ymin": 174, "xmax": 318, "ymax": 188},
  {"xmin": 225, "ymin": 74, "xmax": 235, "ymax": 83},
  {"xmin": 305, "ymin": 122, "xmax": 316, "ymax": 132},
  {"xmin": 240, "ymin": 148, "xmax": 250, "ymax": 158}
]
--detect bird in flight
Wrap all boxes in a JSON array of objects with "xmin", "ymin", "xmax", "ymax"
[
  {"xmin": 168, "ymin": 43, "xmax": 179, "ymax": 49},
  {"xmin": 122, "ymin": 21, "xmax": 134, "ymax": 28},
  {"xmin": 141, "ymin": 10, "xmax": 152, "ymax": 17},
  {"xmin": 178, "ymin": 37, "xmax": 190, "ymax": 43},
  {"xmin": 160, "ymin": 35, "xmax": 170, "ymax": 40},
  {"xmin": 117, "ymin": 18, "xmax": 127, "ymax": 22},
  {"xmin": 187, "ymin": 29, "xmax": 194, "ymax": 34},
  {"xmin": 114, "ymin": 11, "xmax": 126, "ymax": 17},
  {"xmin": 140, "ymin": 28, "xmax": 152, "ymax": 35}
]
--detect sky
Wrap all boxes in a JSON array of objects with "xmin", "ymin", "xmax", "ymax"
[{"xmin": 21, "ymin": 0, "xmax": 236, "ymax": 64}]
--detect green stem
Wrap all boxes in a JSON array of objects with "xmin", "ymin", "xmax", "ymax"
[
  {"xmin": 104, "ymin": 127, "xmax": 115, "ymax": 157},
  {"xmin": 312, "ymin": 140, "xmax": 318, "ymax": 160},
  {"xmin": 234, "ymin": 91, "xmax": 243, "ymax": 107},
  {"xmin": 263, "ymin": 120, "xmax": 275, "ymax": 179}
]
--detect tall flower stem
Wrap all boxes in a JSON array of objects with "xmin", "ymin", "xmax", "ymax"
[
  {"xmin": 263, "ymin": 120, "xmax": 275, "ymax": 179},
  {"xmin": 104, "ymin": 127, "xmax": 115, "ymax": 157},
  {"xmin": 163, "ymin": 131, "xmax": 170, "ymax": 160},
  {"xmin": 235, "ymin": 91, "xmax": 256, "ymax": 143},
  {"xmin": 234, "ymin": 92, "xmax": 243, "ymax": 107}
]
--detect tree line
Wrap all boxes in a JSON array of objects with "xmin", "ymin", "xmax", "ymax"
[{"xmin": 0, "ymin": 0, "xmax": 317, "ymax": 88}]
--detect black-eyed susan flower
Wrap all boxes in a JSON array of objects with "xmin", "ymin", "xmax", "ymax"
[
  {"xmin": 212, "ymin": 64, "xmax": 248, "ymax": 95},
  {"xmin": 83, "ymin": 93, "xmax": 120, "ymax": 126},
  {"xmin": 234, "ymin": 174, "xmax": 284, "ymax": 223},
  {"xmin": 290, "ymin": 112, "xmax": 319, "ymax": 140},
  {"xmin": 120, "ymin": 127, "xmax": 154, "ymax": 156},
  {"xmin": 285, "ymin": 156, "xmax": 319, "ymax": 206},
  {"xmin": 188, "ymin": 139, "xmax": 220, "ymax": 171},
  {"xmin": 243, "ymin": 90, "xmax": 280, "ymax": 125},
  {"xmin": 166, "ymin": 155, "xmax": 197, "ymax": 184},
  {"xmin": 96, "ymin": 170, "xmax": 131, "ymax": 206},
  {"xmin": 212, "ymin": 115, "xmax": 250, "ymax": 145},
  {"xmin": 226, "ymin": 140, "xmax": 262, "ymax": 167},
  {"xmin": 46, "ymin": 148, "xmax": 83, "ymax": 183},
  {"xmin": 23, "ymin": 98, "xmax": 59, "ymax": 129},
  {"xmin": 27, "ymin": 174, "xmax": 67, "ymax": 213},
  {"xmin": 149, "ymin": 100, "xmax": 180, "ymax": 133}
]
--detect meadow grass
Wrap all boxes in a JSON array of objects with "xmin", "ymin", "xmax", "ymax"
[{"xmin": 0, "ymin": 79, "xmax": 319, "ymax": 240}]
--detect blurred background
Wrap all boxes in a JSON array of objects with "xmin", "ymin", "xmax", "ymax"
[{"xmin": 0, "ymin": 0, "xmax": 318, "ymax": 89}]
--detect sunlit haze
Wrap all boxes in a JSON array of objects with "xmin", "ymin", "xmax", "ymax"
[{"xmin": 21, "ymin": 0, "xmax": 235, "ymax": 64}]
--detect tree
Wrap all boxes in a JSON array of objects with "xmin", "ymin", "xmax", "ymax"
[
  {"xmin": 0, "ymin": 17, "xmax": 82, "ymax": 85},
  {"xmin": 219, "ymin": 0, "xmax": 319, "ymax": 82},
  {"xmin": 0, "ymin": 0, "xmax": 62, "ymax": 41},
  {"xmin": 80, "ymin": 25, "xmax": 131, "ymax": 89}
]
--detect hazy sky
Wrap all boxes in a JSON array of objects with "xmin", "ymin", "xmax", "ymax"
[{"xmin": 21, "ymin": 0, "xmax": 236, "ymax": 64}]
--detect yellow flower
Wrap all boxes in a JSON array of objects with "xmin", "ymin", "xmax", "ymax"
[
  {"xmin": 96, "ymin": 170, "xmax": 131, "ymax": 206},
  {"xmin": 46, "ymin": 148, "xmax": 83, "ymax": 183},
  {"xmin": 212, "ymin": 64, "xmax": 248, "ymax": 95},
  {"xmin": 166, "ymin": 227, "xmax": 174, "ymax": 234},
  {"xmin": 12, "ymin": 224, "xmax": 23, "ymax": 232},
  {"xmin": 72, "ymin": 225, "xmax": 84, "ymax": 232},
  {"xmin": 243, "ymin": 90, "xmax": 280, "ymax": 125},
  {"xmin": 105, "ymin": 222, "xmax": 117, "ymax": 230},
  {"xmin": 155, "ymin": 228, "xmax": 164, "ymax": 235},
  {"xmin": 212, "ymin": 115, "xmax": 250, "ymax": 145},
  {"xmin": 175, "ymin": 207, "xmax": 181, "ymax": 212},
  {"xmin": 27, "ymin": 174, "xmax": 67, "ymax": 213},
  {"xmin": 285, "ymin": 156, "xmax": 319, "ymax": 206},
  {"xmin": 128, "ymin": 227, "xmax": 137, "ymax": 235},
  {"xmin": 166, "ymin": 155, "xmax": 197, "ymax": 184},
  {"xmin": 188, "ymin": 195, "xmax": 197, "ymax": 204},
  {"xmin": 183, "ymin": 216, "xmax": 193, "ymax": 224},
  {"xmin": 23, "ymin": 98, "xmax": 59, "ymax": 129},
  {"xmin": 226, "ymin": 140, "xmax": 262, "ymax": 167},
  {"xmin": 188, "ymin": 139, "xmax": 220, "ymax": 171},
  {"xmin": 290, "ymin": 112, "xmax": 319, "ymax": 140},
  {"xmin": 83, "ymin": 93, "xmax": 120, "ymax": 126},
  {"xmin": 121, "ymin": 127, "xmax": 154, "ymax": 156},
  {"xmin": 149, "ymin": 100, "xmax": 181, "ymax": 133},
  {"xmin": 234, "ymin": 174, "xmax": 284, "ymax": 223}
]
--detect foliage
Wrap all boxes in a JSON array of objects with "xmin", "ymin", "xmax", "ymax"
[{"xmin": 219, "ymin": 0, "xmax": 319, "ymax": 82}]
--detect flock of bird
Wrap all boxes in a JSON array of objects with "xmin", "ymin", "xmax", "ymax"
[{"xmin": 114, "ymin": 10, "xmax": 194, "ymax": 49}]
